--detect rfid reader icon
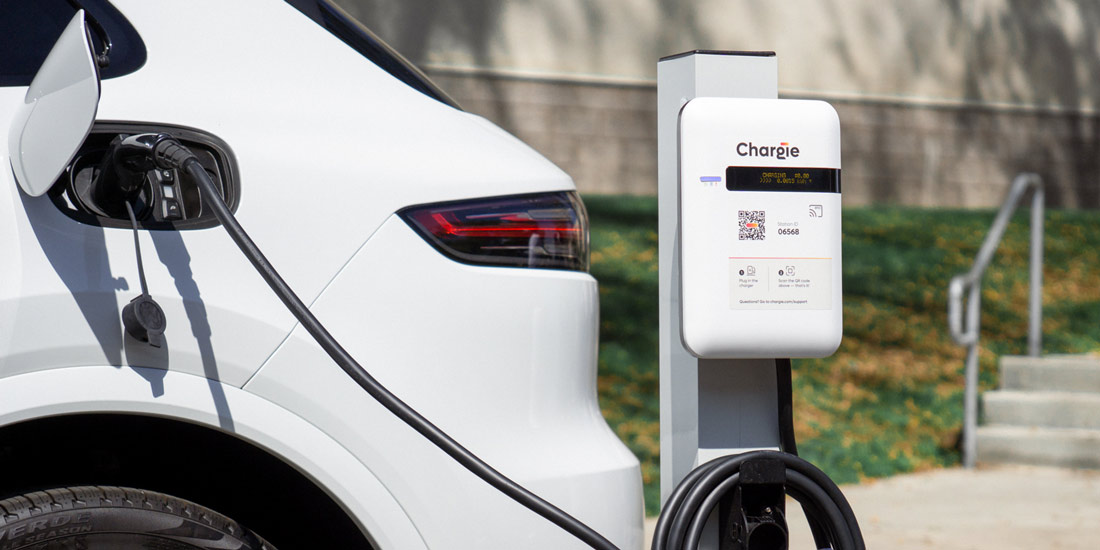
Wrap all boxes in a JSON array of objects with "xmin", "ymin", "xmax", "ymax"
[{"xmin": 809, "ymin": 204, "xmax": 823, "ymax": 218}]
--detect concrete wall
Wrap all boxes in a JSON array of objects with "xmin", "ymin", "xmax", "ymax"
[
  {"xmin": 431, "ymin": 69, "xmax": 1100, "ymax": 207},
  {"xmin": 334, "ymin": 0, "xmax": 1100, "ymax": 207},
  {"xmin": 428, "ymin": 70, "xmax": 656, "ymax": 196},
  {"xmin": 338, "ymin": 0, "xmax": 1100, "ymax": 109},
  {"xmin": 834, "ymin": 99, "xmax": 1100, "ymax": 207}
]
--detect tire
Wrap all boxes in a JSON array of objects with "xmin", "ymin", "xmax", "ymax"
[{"xmin": 0, "ymin": 486, "xmax": 276, "ymax": 550}]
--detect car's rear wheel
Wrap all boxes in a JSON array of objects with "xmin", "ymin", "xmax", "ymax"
[{"xmin": 0, "ymin": 486, "xmax": 275, "ymax": 550}]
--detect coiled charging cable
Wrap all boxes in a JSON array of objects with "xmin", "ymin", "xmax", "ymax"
[
  {"xmin": 147, "ymin": 135, "xmax": 862, "ymax": 550},
  {"xmin": 651, "ymin": 450, "xmax": 864, "ymax": 550}
]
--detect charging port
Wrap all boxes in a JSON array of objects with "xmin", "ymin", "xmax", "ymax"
[{"xmin": 48, "ymin": 122, "xmax": 239, "ymax": 230}]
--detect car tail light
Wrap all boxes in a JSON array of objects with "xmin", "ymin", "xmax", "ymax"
[{"xmin": 399, "ymin": 191, "xmax": 590, "ymax": 272}]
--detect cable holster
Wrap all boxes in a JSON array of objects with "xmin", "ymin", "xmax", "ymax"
[{"xmin": 722, "ymin": 458, "xmax": 788, "ymax": 550}]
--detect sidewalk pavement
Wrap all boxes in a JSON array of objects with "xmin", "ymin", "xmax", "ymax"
[{"xmin": 646, "ymin": 464, "xmax": 1100, "ymax": 549}]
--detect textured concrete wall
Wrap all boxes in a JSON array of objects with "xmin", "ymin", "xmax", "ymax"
[
  {"xmin": 340, "ymin": 0, "xmax": 1100, "ymax": 112},
  {"xmin": 430, "ymin": 69, "xmax": 1100, "ymax": 207},
  {"xmin": 836, "ymin": 100, "xmax": 1100, "ymax": 207},
  {"xmin": 331, "ymin": 0, "xmax": 1100, "ymax": 206},
  {"xmin": 429, "ymin": 70, "xmax": 656, "ymax": 196}
]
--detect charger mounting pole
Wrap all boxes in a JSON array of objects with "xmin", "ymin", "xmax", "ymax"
[{"xmin": 658, "ymin": 51, "xmax": 782, "ymax": 548}]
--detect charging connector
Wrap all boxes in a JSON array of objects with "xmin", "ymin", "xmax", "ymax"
[{"xmin": 87, "ymin": 133, "xmax": 173, "ymax": 218}]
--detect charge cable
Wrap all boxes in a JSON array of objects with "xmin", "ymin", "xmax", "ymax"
[{"xmin": 144, "ymin": 134, "xmax": 862, "ymax": 550}]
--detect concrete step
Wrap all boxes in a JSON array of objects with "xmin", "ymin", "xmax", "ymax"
[
  {"xmin": 1000, "ymin": 355, "xmax": 1100, "ymax": 393},
  {"xmin": 983, "ymin": 390, "xmax": 1100, "ymax": 430},
  {"xmin": 976, "ymin": 425, "xmax": 1100, "ymax": 469}
]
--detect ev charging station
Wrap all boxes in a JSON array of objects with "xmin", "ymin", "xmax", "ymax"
[{"xmin": 657, "ymin": 51, "xmax": 849, "ymax": 549}]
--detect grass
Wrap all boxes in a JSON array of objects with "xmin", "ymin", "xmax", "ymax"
[{"xmin": 583, "ymin": 195, "xmax": 1100, "ymax": 516}]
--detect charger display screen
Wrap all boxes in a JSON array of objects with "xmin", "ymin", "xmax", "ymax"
[{"xmin": 726, "ymin": 167, "xmax": 840, "ymax": 193}]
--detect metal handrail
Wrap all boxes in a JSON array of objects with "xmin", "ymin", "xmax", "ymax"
[{"xmin": 948, "ymin": 172, "xmax": 1044, "ymax": 469}]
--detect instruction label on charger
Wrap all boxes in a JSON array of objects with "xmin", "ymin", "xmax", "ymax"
[{"xmin": 729, "ymin": 258, "xmax": 832, "ymax": 310}]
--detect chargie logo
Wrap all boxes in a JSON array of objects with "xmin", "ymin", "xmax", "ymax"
[{"xmin": 736, "ymin": 141, "xmax": 799, "ymax": 160}]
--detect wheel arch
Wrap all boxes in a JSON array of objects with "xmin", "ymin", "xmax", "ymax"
[{"xmin": 0, "ymin": 366, "xmax": 428, "ymax": 550}]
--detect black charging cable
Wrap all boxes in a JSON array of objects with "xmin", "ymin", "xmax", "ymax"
[
  {"xmin": 776, "ymin": 358, "xmax": 836, "ymax": 550},
  {"xmin": 146, "ymin": 137, "xmax": 621, "ymax": 549},
  {"xmin": 777, "ymin": 358, "xmax": 798, "ymax": 456},
  {"xmin": 141, "ymin": 134, "xmax": 863, "ymax": 550},
  {"xmin": 651, "ymin": 450, "xmax": 864, "ymax": 550}
]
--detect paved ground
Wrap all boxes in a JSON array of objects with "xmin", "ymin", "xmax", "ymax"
[{"xmin": 646, "ymin": 464, "xmax": 1100, "ymax": 549}]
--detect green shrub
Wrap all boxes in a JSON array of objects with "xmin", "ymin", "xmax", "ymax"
[{"xmin": 585, "ymin": 195, "xmax": 1100, "ymax": 516}]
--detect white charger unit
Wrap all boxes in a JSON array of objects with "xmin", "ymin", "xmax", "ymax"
[{"xmin": 679, "ymin": 97, "xmax": 842, "ymax": 358}]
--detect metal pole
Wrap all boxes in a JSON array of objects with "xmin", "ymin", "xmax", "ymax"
[
  {"xmin": 1028, "ymin": 186, "xmax": 1044, "ymax": 357},
  {"xmin": 962, "ymin": 286, "xmax": 981, "ymax": 469},
  {"xmin": 658, "ymin": 52, "xmax": 781, "ymax": 506}
]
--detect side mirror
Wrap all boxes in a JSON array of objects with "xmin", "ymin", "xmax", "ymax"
[{"xmin": 8, "ymin": 10, "xmax": 101, "ymax": 197}]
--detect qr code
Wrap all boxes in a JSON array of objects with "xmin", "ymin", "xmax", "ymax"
[{"xmin": 739, "ymin": 210, "xmax": 765, "ymax": 240}]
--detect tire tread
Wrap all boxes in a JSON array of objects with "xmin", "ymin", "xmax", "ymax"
[{"xmin": 0, "ymin": 486, "xmax": 273, "ymax": 549}]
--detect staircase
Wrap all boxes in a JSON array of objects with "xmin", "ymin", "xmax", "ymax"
[{"xmin": 977, "ymin": 355, "xmax": 1100, "ymax": 468}]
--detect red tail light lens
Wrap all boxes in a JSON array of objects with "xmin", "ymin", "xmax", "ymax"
[{"xmin": 399, "ymin": 192, "xmax": 590, "ymax": 272}]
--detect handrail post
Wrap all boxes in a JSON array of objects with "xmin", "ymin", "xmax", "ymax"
[
  {"xmin": 1028, "ymin": 186, "xmax": 1044, "ymax": 357},
  {"xmin": 962, "ymin": 285, "xmax": 981, "ymax": 469},
  {"xmin": 949, "ymin": 173, "xmax": 1044, "ymax": 468}
]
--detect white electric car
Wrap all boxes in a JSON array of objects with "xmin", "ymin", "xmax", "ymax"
[{"xmin": 0, "ymin": 1, "xmax": 642, "ymax": 548}]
